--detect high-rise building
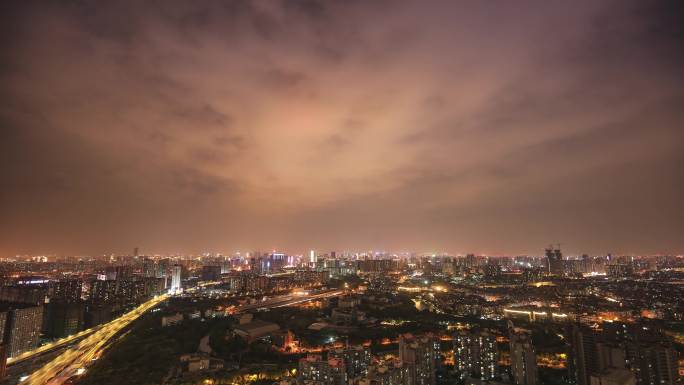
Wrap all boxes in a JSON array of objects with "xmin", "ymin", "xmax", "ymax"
[
  {"xmin": 329, "ymin": 345, "xmax": 372, "ymax": 381},
  {"xmin": 465, "ymin": 254, "xmax": 477, "ymax": 268},
  {"xmin": 89, "ymin": 279, "xmax": 118, "ymax": 303},
  {"xmin": 0, "ymin": 303, "xmax": 44, "ymax": 357},
  {"xmin": 626, "ymin": 342, "xmax": 679, "ymax": 385},
  {"xmin": 0, "ymin": 344, "xmax": 7, "ymax": 380},
  {"xmin": 399, "ymin": 333, "xmax": 437, "ymax": 385},
  {"xmin": 200, "ymin": 265, "xmax": 221, "ymax": 281},
  {"xmin": 51, "ymin": 279, "xmax": 83, "ymax": 302},
  {"xmin": 569, "ymin": 321, "xmax": 678, "ymax": 385},
  {"xmin": 298, "ymin": 355, "xmax": 348, "ymax": 385},
  {"xmin": 568, "ymin": 324, "xmax": 603, "ymax": 385},
  {"xmin": 546, "ymin": 246, "xmax": 564, "ymax": 276},
  {"xmin": 454, "ymin": 329, "xmax": 498, "ymax": 380},
  {"xmin": 170, "ymin": 264, "xmax": 182, "ymax": 293},
  {"xmin": 0, "ymin": 285, "xmax": 48, "ymax": 305},
  {"xmin": 264, "ymin": 253, "xmax": 287, "ymax": 274},
  {"xmin": 567, "ymin": 323, "xmax": 637, "ymax": 385},
  {"xmin": 143, "ymin": 258, "xmax": 156, "ymax": 278},
  {"xmin": 157, "ymin": 258, "xmax": 171, "ymax": 279},
  {"xmin": 606, "ymin": 264, "xmax": 634, "ymax": 279},
  {"xmin": 509, "ymin": 324, "xmax": 538, "ymax": 385},
  {"xmin": 44, "ymin": 301, "xmax": 85, "ymax": 338}
]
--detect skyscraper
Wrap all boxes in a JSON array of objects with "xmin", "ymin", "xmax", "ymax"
[
  {"xmin": 0, "ymin": 304, "xmax": 44, "ymax": 357},
  {"xmin": 44, "ymin": 301, "xmax": 85, "ymax": 338},
  {"xmin": 454, "ymin": 329, "xmax": 498, "ymax": 381},
  {"xmin": 546, "ymin": 246, "xmax": 564, "ymax": 276},
  {"xmin": 567, "ymin": 324, "xmax": 602, "ymax": 385},
  {"xmin": 51, "ymin": 279, "xmax": 83, "ymax": 302},
  {"xmin": 509, "ymin": 323, "xmax": 538, "ymax": 385},
  {"xmin": 143, "ymin": 258, "xmax": 156, "ymax": 278},
  {"xmin": 399, "ymin": 333, "xmax": 437, "ymax": 385},
  {"xmin": 329, "ymin": 345, "xmax": 372, "ymax": 382},
  {"xmin": 626, "ymin": 342, "xmax": 679, "ymax": 385},
  {"xmin": 170, "ymin": 264, "xmax": 182, "ymax": 293}
]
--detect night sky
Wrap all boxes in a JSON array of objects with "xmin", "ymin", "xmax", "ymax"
[{"xmin": 1, "ymin": 1, "xmax": 682, "ymax": 256}]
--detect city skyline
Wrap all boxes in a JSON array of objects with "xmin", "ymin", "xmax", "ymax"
[
  {"xmin": 2, "ymin": 1, "xmax": 683, "ymax": 256},
  {"xmin": 4, "ymin": 247, "xmax": 682, "ymax": 261}
]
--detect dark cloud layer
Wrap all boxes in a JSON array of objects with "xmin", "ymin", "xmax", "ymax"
[{"xmin": 1, "ymin": 0, "xmax": 682, "ymax": 256}]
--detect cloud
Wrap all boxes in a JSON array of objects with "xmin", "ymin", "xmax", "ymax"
[{"xmin": 0, "ymin": 0, "xmax": 682, "ymax": 255}]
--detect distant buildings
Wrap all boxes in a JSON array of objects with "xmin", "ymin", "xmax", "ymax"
[
  {"xmin": 606, "ymin": 264, "xmax": 634, "ymax": 279},
  {"xmin": 224, "ymin": 270, "xmax": 327, "ymax": 295},
  {"xmin": 546, "ymin": 246, "xmax": 564, "ymax": 276},
  {"xmin": 200, "ymin": 265, "xmax": 221, "ymax": 281}
]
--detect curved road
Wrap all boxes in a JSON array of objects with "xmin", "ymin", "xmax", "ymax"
[
  {"xmin": 23, "ymin": 295, "xmax": 168, "ymax": 385},
  {"xmin": 22, "ymin": 289, "xmax": 343, "ymax": 385}
]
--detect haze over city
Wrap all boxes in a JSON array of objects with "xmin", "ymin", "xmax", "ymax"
[
  {"xmin": 2, "ymin": 1, "xmax": 683, "ymax": 256},
  {"xmin": 1, "ymin": 3, "xmax": 684, "ymax": 385}
]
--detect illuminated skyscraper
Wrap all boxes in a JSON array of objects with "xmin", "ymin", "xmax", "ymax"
[
  {"xmin": 329, "ymin": 345, "xmax": 372, "ymax": 381},
  {"xmin": 170, "ymin": 264, "xmax": 181, "ymax": 293},
  {"xmin": 509, "ymin": 324, "xmax": 538, "ymax": 385},
  {"xmin": 454, "ymin": 329, "xmax": 498, "ymax": 380},
  {"xmin": 0, "ymin": 304, "xmax": 44, "ymax": 357},
  {"xmin": 399, "ymin": 333, "xmax": 437, "ymax": 385},
  {"xmin": 298, "ymin": 355, "xmax": 348, "ymax": 385}
]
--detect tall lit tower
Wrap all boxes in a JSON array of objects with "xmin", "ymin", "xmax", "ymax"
[
  {"xmin": 170, "ymin": 264, "xmax": 182, "ymax": 293},
  {"xmin": 509, "ymin": 322, "xmax": 538, "ymax": 385}
]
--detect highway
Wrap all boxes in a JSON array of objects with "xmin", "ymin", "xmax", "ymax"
[
  {"xmin": 22, "ymin": 294, "xmax": 168, "ymax": 385},
  {"xmin": 236, "ymin": 289, "xmax": 344, "ymax": 313},
  {"xmin": 21, "ymin": 289, "xmax": 343, "ymax": 385},
  {"xmin": 7, "ymin": 327, "xmax": 100, "ymax": 367}
]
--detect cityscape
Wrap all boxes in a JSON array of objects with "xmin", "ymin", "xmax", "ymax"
[
  {"xmin": 1, "ymin": 1, "xmax": 682, "ymax": 385},
  {"xmin": 0, "ymin": 249, "xmax": 681, "ymax": 385}
]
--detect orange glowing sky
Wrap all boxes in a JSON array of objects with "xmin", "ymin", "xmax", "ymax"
[{"xmin": 1, "ymin": 1, "xmax": 682, "ymax": 256}]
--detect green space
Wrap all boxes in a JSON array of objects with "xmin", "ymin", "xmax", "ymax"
[{"xmin": 78, "ymin": 312, "xmax": 232, "ymax": 385}]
